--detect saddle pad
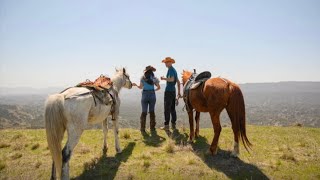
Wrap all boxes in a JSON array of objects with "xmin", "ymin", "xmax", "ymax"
[
  {"xmin": 190, "ymin": 82, "xmax": 202, "ymax": 90},
  {"xmin": 93, "ymin": 75, "xmax": 113, "ymax": 89},
  {"xmin": 77, "ymin": 75, "xmax": 113, "ymax": 91}
]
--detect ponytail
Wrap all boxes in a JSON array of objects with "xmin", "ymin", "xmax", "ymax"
[{"xmin": 144, "ymin": 70, "xmax": 154, "ymax": 85}]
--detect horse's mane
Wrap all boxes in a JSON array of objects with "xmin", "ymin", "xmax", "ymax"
[{"xmin": 181, "ymin": 70, "xmax": 193, "ymax": 85}]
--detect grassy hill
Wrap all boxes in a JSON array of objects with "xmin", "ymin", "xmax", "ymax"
[{"xmin": 0, "ymin": 126, "xmax": 320, "ymax": 179}]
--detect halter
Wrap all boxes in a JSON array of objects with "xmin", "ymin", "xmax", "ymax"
[{"xmin": 122, "ymin": 72, "xmax": 131, "ymax": 87}]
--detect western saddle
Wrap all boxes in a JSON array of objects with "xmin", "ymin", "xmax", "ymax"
[
  {"xmin": 63, "ymin": 75, "xmax": 117, "ymax": 120},
  {"xmin": 183, "ymin": 69, "xmax": 211, "ymax": 112}
]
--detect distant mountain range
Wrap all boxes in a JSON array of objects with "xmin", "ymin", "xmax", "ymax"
[{"xmin": 0, "ymin": 81, "xmax": 319, "ymax": 129}]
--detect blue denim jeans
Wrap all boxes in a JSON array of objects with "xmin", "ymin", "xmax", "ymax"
[{"xmin": 141, "ymin": 91, "xmax": 156, "ymax": 113}]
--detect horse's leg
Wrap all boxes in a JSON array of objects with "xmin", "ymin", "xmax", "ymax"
[
  {"xmin": 112, "ymin": 119, "xmax": 122, "ymax": 153},
  {"xmin": 226, "ymin": 109, "xmax": 240, "ymax": 157},
  {"xmin": 188, "ymin": 111, "xmax": 195, "ymax": 142},
  {"xmin": 209, "ymin": 112, "xmax": 221, "ymax": 155},
  {"xmin": 61, "ymin": 128, "xmax": 83, "ymax": 180},
  {"xmin": 231, "ymin": 131, "xmax": 239, "ymax": 157},
  {"xmin": 102, "ymin": 118, "xmax": 109, "ymax": 154},
  {"xmin": 195, "ymin": 111, "xmax": 200, "ymax": 138}
]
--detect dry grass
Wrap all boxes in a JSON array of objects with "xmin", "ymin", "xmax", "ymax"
[
  {"xmin": 11, "ymin": 134, "xmax": 23, "ymax": 141},
  {"xmin": 0, "ymin": 161, "xmax": 6, "ymax": 171},
  {"xmin": 31, "ymin": 143, "xmax": 40, "ymax": 150},
  {"xmin": 142, "ymin": 160, "xmax": 151, "ymax": 168},
  {"xmin": 35, "ymin": 161, "xmax": 42, "ymax": 169},
  {"xmin": 139, "ymin": 152, "xmax": 152, "ymax": 160},
  {"xmin": 0, "ymin": 127, "xmax": 319, "ymax": 179},
  {"xmin": 292, "ymin": 123, "xmax": 303, "ymax": 127},
  {"xmin": 164, "ymin": 140, "xmax": 175, "ymax": 153},
  {"xmin": 181, "ymin": 124, "xmax": 187, "ymax": 133},
  {"xmin": 186, "ymin": 155, "xmax": 197, "ymax": 165},
  {"xmin": 127, "ymin": 173, "xmax": 135, "ymax": 180},
  {"xmin": 77, "ymin": 145, "xmax": 90, "ymax": 154},
  {"xmin": 280, "ymin": 153, "xmax": 296, "ymax": 162},
  {"xmin": 0, "ymin": 142, "xmax": 11, "ymax": 149},
  {"xmin": 10, "ymin": 153, "xmax": 22, "ymax": 160},
  {"xmin": 83, "ymin": 156, "xmax": 99, "ymax": 170},
  {"xmin": 122, "ymin": 131, "xmax": 131, "ymax": 139},
  {"xmin": 12, "ymin": 143, "xmax": 24, "ymax": 151}
]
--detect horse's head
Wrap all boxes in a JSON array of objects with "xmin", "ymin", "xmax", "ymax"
[
  {"xmin": 181, "ymin": 70, "xmax": 193, "ymax": 86},
  {"xmin": 115, "ymin": 67, "xmax": 133, "ymax": 89}
]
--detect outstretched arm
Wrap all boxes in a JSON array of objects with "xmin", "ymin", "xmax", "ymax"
[{"xmin": 132, "ymin": 82, "xmax": 143, "ymax": 89}]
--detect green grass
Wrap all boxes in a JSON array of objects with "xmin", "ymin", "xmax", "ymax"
[{"xmin": 0, "ymin": 126, "xmax": 320, "ymax": 179}]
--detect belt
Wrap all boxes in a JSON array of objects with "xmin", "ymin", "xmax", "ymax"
[{"xmin": 143, "ymin": 90, "xmax": 155, "ymax": 92}]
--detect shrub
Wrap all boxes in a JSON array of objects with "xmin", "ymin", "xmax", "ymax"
[
  {"xmin": 10, "ymin": 153, "xmax": 22, "ymax": 160},
  {"xmin": 0, "ymin": 142, "xmax": 10, "ymax": 149},
  {"xmin": 122, "ymin": 131, "xmax": 131, "ymax": 139},
  {"xmin": 164, "ymin": 140, "xmax": 175, "ymax": 153},
  {"xmin": 31, "ymin": 143, "xmax": 40, "ymax": 150}
]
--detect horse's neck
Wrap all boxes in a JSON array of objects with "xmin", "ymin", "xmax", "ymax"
[{"xmin": 111, "ymin": 75, "xmax": 123, "ymax": 93}]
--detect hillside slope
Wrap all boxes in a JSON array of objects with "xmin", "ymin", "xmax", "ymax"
[
  {"xmin": 1, "ymin": 82, "xmax": 320, "ymax": 129},
  {"xmin": 0, "ymin": 126, "xmax": 320, "ymax": 179}
]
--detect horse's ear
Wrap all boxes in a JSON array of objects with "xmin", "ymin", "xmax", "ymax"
[
  {"xmin": 115, "ymin": 67, "xmax": 119, "ymax": 72},
  {"xmin": 123, "ymin": 68, "xmax": 126, "ymax": 74}
]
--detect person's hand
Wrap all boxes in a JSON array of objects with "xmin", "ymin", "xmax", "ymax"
[
  {"xmin": 177, "ymin": 93, "xmax": 182, "ymax": 99},
  {"xmin": 160, "ymin": 76, "xmax": 165, "ymax": 80},
  {"xmin": 132, "ymin": 83, "xmax": 137, "ymax": 86}
]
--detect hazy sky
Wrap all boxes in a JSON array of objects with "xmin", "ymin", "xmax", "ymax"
[{"xmin": 1, "ymin": 0, "xmax": 319, "ymax": 88}]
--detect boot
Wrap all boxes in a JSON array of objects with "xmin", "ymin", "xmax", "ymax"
[
  {"xmin": 171, "ymin": 123, "xmax": 176, "ymax": 130},
  {"xmin": 150, "ymin": 112, "xmax": 156, "ymax": 131},
  {"xmin": 160, "ymin": 125, "xmax": 170, "ymax": 130},
  {"xmin": 140, "ymin": 112, "xmax": 147, "ymax": 132}
]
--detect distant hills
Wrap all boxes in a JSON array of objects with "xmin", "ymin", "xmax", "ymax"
[{"xmin": 0, "ymin": 81, "xmax": 319, "ymax": 129}]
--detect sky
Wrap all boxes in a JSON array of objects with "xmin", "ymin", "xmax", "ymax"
[{"xmin": 1, "ymin": 0, "xmax": 320, "ymax": 88}]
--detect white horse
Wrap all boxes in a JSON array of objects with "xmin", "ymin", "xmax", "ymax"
[{"xmin": 45, "ymin": 68, "xmax": 132, "ymax": 180}]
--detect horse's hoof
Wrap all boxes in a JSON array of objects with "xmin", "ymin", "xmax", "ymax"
[
  {"xmin": 231, "ymin": 151, "xmax": 239, "ymax": 158},
  {"xmin": 103, "ymin": 147, "xmax": 108, "ymax": 154},
  {"xmin": 116, "ymin": 148, "xmax": 122, "ymax": 154},
  {"xmin": 210, "ymin": 148, "xmax": 218, "ymax": 156},
  {"xmin": 188, "ymin": 138, "xmax": 194, "ymax": 144}
]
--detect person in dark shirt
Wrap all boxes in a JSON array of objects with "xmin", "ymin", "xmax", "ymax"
[
  {"xmin": 133, "ymin": 65, "xmax": 160, "ymax": 133},
  {"xmin": 160, "ymin": 57, "xmax": 182, "ymax": 130}
]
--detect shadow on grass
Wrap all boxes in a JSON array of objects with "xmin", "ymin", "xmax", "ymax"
[
  {"xmin": 163, "ymin": 128, "xmax": 189, "ymax": 145},
  {"xmin": 192, "ymin": 136, "xmax": 269, "ymax": 180},
  {"xmin": 172, "ymin": 129, "xmax": 189, "ymax": 145},
  {"xmin": 142, "ymin": 130, "xmax": 166, "ymax": 147},
  {"xmin": 72, "ymin": 142, "xmax": 135, "ymax": 180}
]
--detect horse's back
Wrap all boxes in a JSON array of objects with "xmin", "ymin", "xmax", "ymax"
[
  {"xmin": 60, "ymin": 87, "xmax": 90, "ymax": 98},
  {"xmin": 200, "ymin": 77, "xmax": 235, "ymax": 110}
]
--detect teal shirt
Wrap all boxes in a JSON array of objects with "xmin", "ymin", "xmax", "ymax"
[
  {"xmin": 141, "ymin": 76, "xmax": 159, "ymax": 91},
  {"xmin": 165, "ymin": 66, "xmax": 178, "ymax": 92}
]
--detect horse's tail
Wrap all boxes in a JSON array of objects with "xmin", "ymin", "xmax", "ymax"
[
  {"xmin": 226, "ymin": 84, "xmax": 252, "ymax": 152},
  {"xmin": 45, "ymin": 94, "xmax": 66, "ymax": 180}
]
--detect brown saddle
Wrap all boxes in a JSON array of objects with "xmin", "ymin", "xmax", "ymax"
[{"xmin": 76, "ymin": 75, "xmax": 113, "ymax": 91}]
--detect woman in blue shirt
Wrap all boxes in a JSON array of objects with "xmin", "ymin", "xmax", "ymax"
[{"xmin": 133, "ymin": 65, "xmax": 160, "ymax": 133}]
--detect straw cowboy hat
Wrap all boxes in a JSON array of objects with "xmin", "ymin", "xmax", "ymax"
[
  {"xmin": 144, "ymin": 65, "xmax": 156, "ymax": 72},
  {"xmin": 161, "ymin": 57, "xmax": 175, "ymax": 64}
]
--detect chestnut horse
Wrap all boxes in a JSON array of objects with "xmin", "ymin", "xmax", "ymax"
[{"xmin": 181, "ymin": 70, "xmax": 251, "ymax": 157}]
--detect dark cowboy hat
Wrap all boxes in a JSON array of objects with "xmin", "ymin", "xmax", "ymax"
[
  {"xmin": 161, "ymin": 57, "xmax": 175, "ymax": 64},
  {"xmin": 144, "ymin": 65, "xmax": 156, "ymax": 72}
]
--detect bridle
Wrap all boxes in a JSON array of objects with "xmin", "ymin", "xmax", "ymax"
[{"xmin": 122, "ymin": 73, "xmax": 132, "ymax": 87}]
